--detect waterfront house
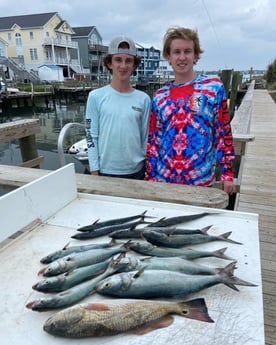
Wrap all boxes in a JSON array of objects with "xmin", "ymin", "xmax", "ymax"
[
  {"xmin": 0, "ymin": 12, "xmax": 83, "ymax": 81},
  {"xmin": 71, "ymin": 26, "xmax": 107, "ymax": 80}
]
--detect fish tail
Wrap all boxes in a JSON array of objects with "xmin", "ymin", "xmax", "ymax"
[
  {"xmin": 219, "ymin": 262, "xmax": 258, "ymax": 290},
  {"xmin": 179, "ymin": 298, "xmax": 214, "ymax": 323},
  {"xmin": 140, "ymin": 210, "xmax": 156, "ymax": 219},
  {"xmin": 212, "ymin": 247, "xmax": 233, "ymax": 260},
  {"xmin": 218, "ymin": 231, "xmax": 243, "ymax": 245},
  {"xmin": 200, "ymin": 225, "xmax": 213, "ymax": 234}
]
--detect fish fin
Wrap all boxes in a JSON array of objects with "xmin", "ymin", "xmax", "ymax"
[
  {"xmin": 218, "ymin": 231, "xmax": 243, "ymax": 245},
  {"xmin": 141, "ymin": 210, "xmax": 156, "ymax": 219},
  {"xmin": 129, "ymin": 223, "xmax": 138, "ymax": 230},
  {"xmin": 38, "ymin": 266, "xmax": 46, "ymax": 275},
  {"xmin": 129, "ymin": 315, "xmax": 174, "ymax": 335},
  {"xmin": 180, "ymin": 298, "xmax": 214, "ymax": 323},
  {"xmin": 112, "ymin": 252, "xmax": 126, "ymax": 268},
  {"xmin": 147, "ymin": 217, "xmax": 167, "ymax": 227},
  {"xmin": 133, "ymin": 267, "xmax": 146, "ymax": 279},
  {"xmin": 200, "ymin": 225, "xmax": 213, "ymax": 234},
  {"xmin": 140, "ymin": 256, "xmax": 152, "ymax": 262},
  {"xmin": 85, "ymin": 302, "xmax": 111, "ymax": 311},
  {"xmin": 62, "ymin": 242, "xmax": 71, "ymax": 250},
  {"xmin": 121, "ymin": 239, "xmax": 133, "ymax": 251},
  {"xmin": 219, "ymin": 262, "xmax": 258, "ymax": 289},
  {"xmin": 212, "ymin": 247, "xmax": 234, "ymax": 260},
  {"xmin": 110, "ymin": 238, "xmax": 117, "ymax": 246}
]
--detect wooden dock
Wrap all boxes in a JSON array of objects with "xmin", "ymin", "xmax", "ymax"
[{"xmin": 235, "ymin": 89, "xmax": 276, "ymax": 345}]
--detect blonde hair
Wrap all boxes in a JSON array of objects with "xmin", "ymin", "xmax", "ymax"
[{"xmin": 163, "ymin": 27, "xmax": 204, "ymax": 64}]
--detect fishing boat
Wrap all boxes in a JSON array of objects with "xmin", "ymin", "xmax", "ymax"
[
  {"xmin": 58, "ymin": 122, "xmax": 89, "ymax": 168},
  {"xmin": 68, "ymin": 138, "xmax": 87, "ymax": 154}
]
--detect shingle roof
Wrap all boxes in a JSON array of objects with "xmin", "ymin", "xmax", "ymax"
[
  {"xmin": 0, "ymin": 12, "xmax": 58, "ymax": 30},
  {"xmin": 72, "ymin": 26, "xmax": 95, "ymax": 37}
]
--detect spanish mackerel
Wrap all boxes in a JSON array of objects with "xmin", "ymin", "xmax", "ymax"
[
  {"xmin": 96, "ymin": 264, "xmax": 257, "ymax": 299},
  {"xmin": 71, "ymin": 219, "xmax": 147, "ymax": 240},
  {"xmin": 146, "ymin": 212, "xmax": 218, "ymax": 227},
  {"xmin": 109, "ymin": 225, "xmax": 214, "ymax": 240},
  {"xmin": 77, "ymin": 210, "xmax": 150, "ymax": 232},
  {"xmin": 129, "ymin": 241, "xmax": 233, "ymax": 260},
  {"xmin": 142, "ymin": 229, "xmax": 242, "ymax": 247},
  {"xmin": 43, "ymin": 298, "xmax": 213, "ymax": 337}
]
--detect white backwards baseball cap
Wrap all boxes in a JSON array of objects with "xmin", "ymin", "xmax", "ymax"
[{"xmin": 108, "ymin": 36, "xmax": 137, "ymax": 56}]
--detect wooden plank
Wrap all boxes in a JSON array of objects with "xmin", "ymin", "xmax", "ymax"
[
  {"xmin": 18, "ymin": 156, "xmax": 44, "ymax": 168},
  {"xmin": 235, "ymin": 89, "xmax": 276, "ymax": 345},
  {"xmin": 0, "ymin": 119, "xmax": 41, "ymax": 142},
  {"xmin": 0, "ymin": 164, "xmax": 229, "ymax": 209}
]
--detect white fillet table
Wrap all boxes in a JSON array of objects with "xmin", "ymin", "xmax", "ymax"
[{"xmin": 0, "ymin": 164, "xmax": 264, "ymax": 345}]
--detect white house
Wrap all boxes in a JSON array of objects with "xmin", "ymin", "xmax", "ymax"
[{"xmin": 38, "ymin": 64, "xmax": 64, "ymax": 82}]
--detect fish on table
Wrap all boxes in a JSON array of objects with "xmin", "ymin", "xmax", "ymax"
[
  {"xmin": 71, "ymin": 219, "xmax": 148, "ymax": 240},
  {"xmin": 39, "ymin": 242, "xmax": 129, "ymax": 277},
  {"xmin": 26, "ymin": 259, "xmax": 119, "ymax": 311},
  {"xmin": 76, "ymin": 210, "xmax": 152, "ymax": 232},
  {"xmin": 146, "ymin": 212, "xmax": 220, "ymax": 228},
  {"xmin": 109, "ymin": 225, "xmax": 215, "ymax": 240},
  {"xmin": 112, "ymin": 255, "xmax": 225, "ymax": 275},
  {"xmin": 40, "ymin": 239, "xmax": 116, "ymax": 264},
  {"xmin": 43, "ymin": 298, "xmax": 214, "ymax": 337},
  {"xmin": 33, "ymin": 257, "xmax": 114, "ymax": 293},
  {"xmin": 141, "ymin": 228, "xmax": 242, "ymax": 248},
  {"xmin": 96, "ymin": 264, "xmax": 257, "ymax": 299},
  {"xmin": 129, "ymin": 241, "xmax": 233, "ymax": 260}
]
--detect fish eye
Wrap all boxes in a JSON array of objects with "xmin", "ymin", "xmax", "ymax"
[{"xmin": 182, "ymin": 308, "xmax": 189, "ymax": 315}]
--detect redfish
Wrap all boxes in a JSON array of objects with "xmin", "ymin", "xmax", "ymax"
[{"xmin": 43, "ymin": 298, "xmax": 214, "ymax": 337}]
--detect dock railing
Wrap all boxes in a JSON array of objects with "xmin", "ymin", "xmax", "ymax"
[
  {"xmin": 230, "ymin": 81, "xmax": 255, "ymax": 209},
  {"xmin": 0, "ymin": 119, "xmax": 44, "ymax": 168}
]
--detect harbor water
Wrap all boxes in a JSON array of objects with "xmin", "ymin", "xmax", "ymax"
[{"xmin": 0, "ymin": 99, "xmax": 88, "ymax": 195}]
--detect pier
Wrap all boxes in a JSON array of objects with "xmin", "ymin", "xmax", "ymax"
[{"xmin": 0, "ymin": 87, "xmax": 275, "ymax": 344}]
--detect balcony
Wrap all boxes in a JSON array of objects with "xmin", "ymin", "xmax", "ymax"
[
  {"xmin": 88, "ymin": 43, "xmax": 108, "ymax": 54},
  {"xmin": 43, "ymin": 38, "xmax": 78, "ymax": 49}
]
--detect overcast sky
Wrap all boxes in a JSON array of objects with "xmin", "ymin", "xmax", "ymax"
[{"xmin": 1, "ymin": 0, "xmax": 275, "ymax": 72}]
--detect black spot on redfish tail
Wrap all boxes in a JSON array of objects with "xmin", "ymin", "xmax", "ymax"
[{"xmin": 180, "ymin": 298, "xmax": 214, "ymax": 323}]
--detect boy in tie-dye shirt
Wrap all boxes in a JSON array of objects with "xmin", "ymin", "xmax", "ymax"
[{"xmin": 146, "ymin": 27, "xmax": 235, "ymax": 194}]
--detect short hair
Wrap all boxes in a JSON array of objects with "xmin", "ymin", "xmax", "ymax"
[{"xmin": 162, "ymin": 27, "xmax": 204, "ymax": 64}]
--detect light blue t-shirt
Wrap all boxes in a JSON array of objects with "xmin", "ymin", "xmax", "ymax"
[{"xmin": 85, "ymin": 85, "xmax": 151, "ymax": 175}]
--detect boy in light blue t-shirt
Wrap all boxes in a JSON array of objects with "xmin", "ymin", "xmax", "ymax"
[{"xmin": 85, "ymin": 35, "xmax": 151, "ymax": 179}]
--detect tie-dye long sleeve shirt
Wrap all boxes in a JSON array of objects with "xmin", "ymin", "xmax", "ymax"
[{"xmin": 146, "ymin": 75, "xmax": 235, "ymax": 186}]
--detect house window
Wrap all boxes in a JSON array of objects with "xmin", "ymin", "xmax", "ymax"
[
  {"xmin": 8, "ymin": 33, "xmax": 11, "ymax": 41},
  {"xmin": 46, "ymin": 32, "xmax": 50, "ymax": 37},
  {"xmin": 15, "ymin": 33, "xmax": 22, "ymax": 46},
  {"xmin": 30, "ymin": 48, "xmax": 38, "ymax": 60},
  {"xmin": 30, "ymin": 32, "xmax": 34, "ymax": 40}
]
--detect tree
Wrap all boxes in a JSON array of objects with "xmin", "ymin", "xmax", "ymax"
[{"xmin": 264, "ymin": 59, "xmax": 276, "ymax": 86}]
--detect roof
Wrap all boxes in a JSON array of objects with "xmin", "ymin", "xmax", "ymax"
[
  {"xmin": 72, "ymin": 26, "xmax": 95, "ymax": 37},
  {"xmin": 0, "ymin": 12, "xmax": 58, "ymax": 30}
]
